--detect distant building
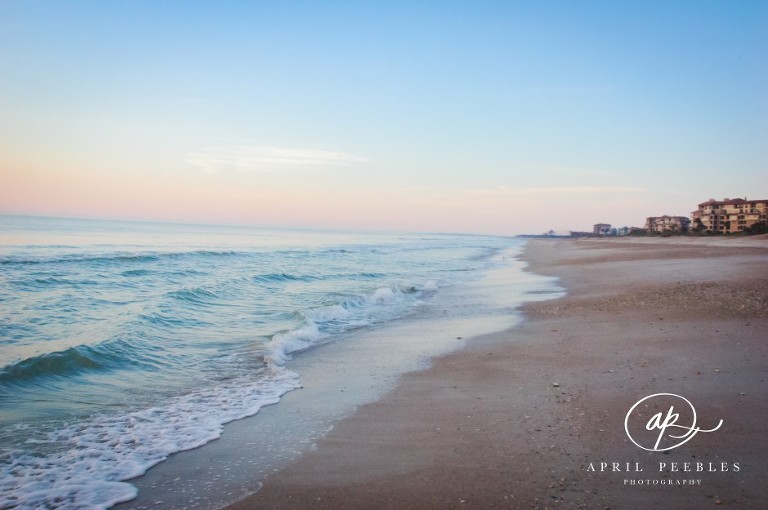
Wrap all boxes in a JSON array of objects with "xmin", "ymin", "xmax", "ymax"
[
  {"xmin": 570, "ymin": 225, "xmax": 633, "ymax": 238},
  {"xmin": 692, "ymin": 198, "xmax": 768, "ymax": 234},
  {"xmin": 593, "ymin": 223, "xmax": 611, "ymax": 236},
  {"xmin": 645, "ymin": 215, "xmax": 690, "ymax": 234}
]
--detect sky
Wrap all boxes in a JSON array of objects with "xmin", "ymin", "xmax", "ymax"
[{"xmin": 1, "ymin": 1, "xmax": 766, "ymax": 235}]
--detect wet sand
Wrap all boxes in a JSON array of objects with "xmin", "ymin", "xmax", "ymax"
[{"xmin": 226, "ymin": 236, "xmax": 768, "ymax": 509}]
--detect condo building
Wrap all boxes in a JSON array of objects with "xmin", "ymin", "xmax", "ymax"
[
  {"xmin": 645, "ymin": 215, "xmax": 691, "ymax": 234},
  {"xmin": 692, "ymin": 198, "xmax": 768, "ymax": 233}
]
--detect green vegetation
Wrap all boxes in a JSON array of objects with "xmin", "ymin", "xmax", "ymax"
[{"xmin": 743, "ymin": 221, "xmax": 768, "ymax": 235}]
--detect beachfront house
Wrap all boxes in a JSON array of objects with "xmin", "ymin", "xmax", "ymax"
[
  {"xmin": 593, "ymin": 223, "xmax": 611, "ymax": 236},
  {"xmin": 645, "ymin": 215, "xmax": 691, "ymax": 234}
]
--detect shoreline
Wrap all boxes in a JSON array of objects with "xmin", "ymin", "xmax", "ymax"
[
  {"xmin": 226, "ymin": 237, "xmax": 768, "ymax": 509},
  {"xmin": 116, "ymin": 243, "xmax": 560, "ymax": 510}
]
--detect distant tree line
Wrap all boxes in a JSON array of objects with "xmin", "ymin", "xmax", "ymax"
[{"xmin": 629, "ymin": 220, "xmax": 767, "ymax": 237}]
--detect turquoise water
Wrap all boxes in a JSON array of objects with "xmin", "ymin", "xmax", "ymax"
[{"xmin": 0, "ymin": 215, "xmax": 527, "ymax": 509}]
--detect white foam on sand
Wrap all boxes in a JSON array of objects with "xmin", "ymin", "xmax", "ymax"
[{"xmin": 0, "ymin": 369, "xmax": 300, "ymax": 510}]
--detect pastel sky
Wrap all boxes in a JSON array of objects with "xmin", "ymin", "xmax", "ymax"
[{"xmin": 1, "ymin": 1, "xmax": 766, "ymax": 235}]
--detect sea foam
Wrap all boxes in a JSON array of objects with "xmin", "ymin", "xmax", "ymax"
[{"xmin": 0, "ymin": 368, "xmax": 300, "ymax": 510}]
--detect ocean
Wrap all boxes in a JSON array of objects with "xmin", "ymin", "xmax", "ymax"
[{"xmin": 0, "ymin": 215, "xmax": 562, "ymax": 509}]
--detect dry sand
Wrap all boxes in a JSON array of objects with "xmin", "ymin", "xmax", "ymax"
[{"xmin": 226, "ymin": 237, "xmax": 768, "ymax": 509}]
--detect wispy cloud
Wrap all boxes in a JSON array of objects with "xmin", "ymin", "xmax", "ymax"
[
  {"xmin": 348, "ymin": 185, "xmax": 648, "ymax": 209},
  {"xmin": 469, "ymin": 185, "xmax": 645, "ymax": 198},
  {"xmin": 185, "ymin": 145, "xmax": 369, "ymax": 173}
]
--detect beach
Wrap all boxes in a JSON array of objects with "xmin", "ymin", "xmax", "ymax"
[
  {"xmin": 4, "ymin": 2, "xmax": 766, "ymax": 509},
  {"xmin": 227, "ymin": 236, "xmax": 768, "ymax": 509}
]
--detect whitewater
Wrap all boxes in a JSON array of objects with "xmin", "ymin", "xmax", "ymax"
[{"xmin": 0, "ymin": 215, "xmax": 562, "ymax": 509}]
